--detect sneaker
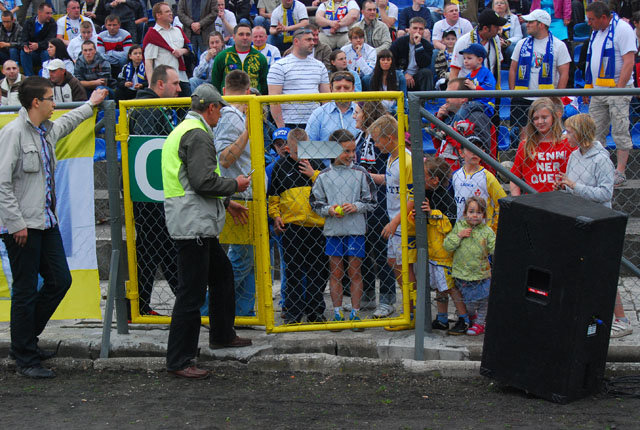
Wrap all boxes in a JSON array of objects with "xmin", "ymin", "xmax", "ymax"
[
  {"xmin": 611, "ymin": 319, "xmax": 633, "ymax": 338},
  {"xmin": 448, "ymin": 317, "xmax": 469, "ymax": 336},
  {"xmin": 350, "ymin": 312, "xmax": 365, "ymax": 332},
  {"xmin": 432, "ymin": 318, "xmax": 449, "ymax": 331},
  {"xmin": 342, "ymin": 303, "xmax": 352, "ymax": 313},
  {"xmin": 373, "ymin": 303, "xmax": 395, "ymax": 318},
  {"xmin": 466, "ymin": 323, "xmax": 485, "ymax": 336},
  {"xmin": 330, "ymin": 311, "xmax": 344, "ymax": 332},
  {"xmin": 614, "ymin": 171, "xmax": 627, "ymax": 187}
]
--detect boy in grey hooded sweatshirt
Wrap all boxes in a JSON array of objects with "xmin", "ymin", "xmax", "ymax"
[{"xmin": 310, "ymin": 129, "xmax": 377, "ymax": 329}]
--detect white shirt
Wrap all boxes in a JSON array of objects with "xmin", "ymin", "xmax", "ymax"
[
  {"xmin": 588, "ymin": 17, "xmax": 637, "ymax": 88},
  {"xmin": 267, "ymin": 54, "xmax": 330, "ymax": 125},
  {"xmin": 432, "ymin": 17, "xmax": 473, "ymax": 42},
  {"xmin": 511, "ymin": 35, "xmax": 571, "ymax": 98},
  {"xmin": 68, "ymin": 34, "xmax": 98, "ymax": 61},
  {"xmin": 317, "ymin": 0, "xmax": 360, "ymax": 35},
  {"xmin": 255, "ymin": 43, "xmax": 281, "ymax": 66},
  {"xmin": 341, "ymin": 42, "xmax": 377, "ymax": 76},
  {"xmin": 270, "ymin": 1, "xmax": 308, "ymax": 28},
  {"xmin": 144, "ymin": 24, "xmax": 189, "ymax": 82},
  {"xmin": 376, "ymin": 3, "xmax": 398, "ymax": 28},
  {"xmin": 56, "ymin": 15, "xmax": 95, "ymax": 40},
  {"xmin": 451, "ymin": 31, "xmax": 503, "ymax": 81},
  {"xmin": 41, "ymin": 58, "xmax": 75, "ymax": 78},
  {"xmin": 215, "ymin": 9, "xmax": 237, "ymax": 40}
]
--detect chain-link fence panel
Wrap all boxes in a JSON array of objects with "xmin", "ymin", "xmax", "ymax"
[
  {"xmin": 262, "ymin": 91, "xmax": 413, "ymax": 332},
  {"xmin": 418, "ymin": 88, "xmax": 640, "ymax": 341}
]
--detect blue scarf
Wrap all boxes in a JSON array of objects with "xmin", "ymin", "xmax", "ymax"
[
  {"xmin": 283, "ymin": 4, "xmax": 296, "ymax": 43},
  {"xmin": 122, "ymin": 61, "xmax": 147, "ymax": 86},
  {"xmin": 585, "ymin": 12, "xmax": 618, "ymax": 88},
  {"xmin": 514, "ymin": 33, "xmax": 554, "ymax": 90}
]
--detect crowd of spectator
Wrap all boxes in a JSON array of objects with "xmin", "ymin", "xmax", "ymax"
[{"xmin": 1, "ymin": 0, "xmax": 637, "ymax": 340}]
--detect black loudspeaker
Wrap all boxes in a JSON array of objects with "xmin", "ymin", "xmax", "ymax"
[{"xmin": 480, "ymin": 192, "xmax": 628, "ymax": 404}]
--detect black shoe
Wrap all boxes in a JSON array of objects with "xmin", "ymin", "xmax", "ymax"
[
  {"xmin": 17, "ymin": 365, "xmax": 56, "ymax": 379},
  {"xmin": 307, "ymin": 313, "xmax": 327, "ymax": 323},
  {"xmin": 432, "ymin": 318, "xmax": 449, "ymax": 330},
  {"xmin": 448, "ymin": 317, "xmax": 469, "ymax": 336},
  {"xmin": 9, "ymin": 346, "xmax": 57, "ymax": 361}
]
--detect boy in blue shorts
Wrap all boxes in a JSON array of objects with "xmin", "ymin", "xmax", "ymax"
[
  {"xmin": 310, "ymin": 129, "xmax": 376, "ymax": 330},
  {"xmin": 460, "ymin": 43, "xmax": 496, "ymax": 118}
]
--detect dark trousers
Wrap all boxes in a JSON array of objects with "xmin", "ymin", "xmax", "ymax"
[
  {"xmin": 3, "ymin": 226, "xmax": 71, "ymax": 368},
  {"xmin": 362, "ymin": 209, "xmax": 396, "ymax": 305},
  {"xmin": 166, "ymin": 237, "xmax": 237, "ymax": 371},
  {"xmin": 281, "ymin": 224, "xmax": 327, "ymax": 321},
  {"xmin": 511, "ymin": 97, "xmax": 533, "ymax": 140},
  {"xmin": 409, "ymin": 67, "xmax": 434, "ymax": 92},
  {"xmin": 133, "ymin": 201, "xmax": 179, "ymax": 314}
]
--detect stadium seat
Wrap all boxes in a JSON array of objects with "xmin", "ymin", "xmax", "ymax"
[
  {"xmin": 498, "ymin": 126, "xmax": 510, "ymax": 151},
  {"xmin": 573, "ymin": 22, "xmax": 591, "ymax": 43},
  {"xmin": 573, "ymin": 43, "xmax": 582, "ymax": 64},
  {"xmin": 422, "ymin": 128, "xmax": 437, "ymax": 154},
  {"xmin": 631, "ymin": 123, "xmax": 640, "ymax": 149}
]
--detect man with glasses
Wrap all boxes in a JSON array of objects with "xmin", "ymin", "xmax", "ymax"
[
  {"xmin": 267, "ymin": 27, "xmax": 330, "ymax": 130},
  {"xmin": 306, "ymin": 71, "xmax": 358, "ymax": 143},
  {"xmin": 0, "ymin": 77, "xmax": 107, "ymax": 378}
]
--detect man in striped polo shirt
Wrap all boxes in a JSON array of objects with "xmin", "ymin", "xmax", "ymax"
[
  {"xmin": 267, "ymin": 27, "xmax": 330, "ymax": 130},
  {"xmin": 97, "ymin": 15, "xmax": 133, "ymax": 77}
]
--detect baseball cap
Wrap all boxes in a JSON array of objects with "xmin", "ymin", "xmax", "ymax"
[
  {"xmin": 191, "ymin": 83, "xmax": 229, "ymax": 107},
  {"xmin": 460, "ymin": 43, "xmax": 487, "ymax": 59},
  {"xmin": 477, "ymin": 9, "xmax": 508, "ymax": 27},
  {"xmin": 46, "ymin": 59, "xmax": 66, "ymax": 71},
  {"xmin": 442, "ymin": 30, "xmax": 457, "ymax": 39},
  {"xmin": 522, "ymin": 9, "xmax": 552, "ymax": 27},
  {"xmin": 272, "ymin": 127, "xmax": 290, "ymax": 142}
]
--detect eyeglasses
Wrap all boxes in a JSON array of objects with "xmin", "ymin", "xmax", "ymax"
[{"xmin": 39, "ymin": 96, "xmax": 54, "ymax": 102}]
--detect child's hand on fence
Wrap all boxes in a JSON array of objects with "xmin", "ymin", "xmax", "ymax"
[
  {"xmin": 342, "ymin": 203, "xmax": 356, "ymax": 214},
  {"xmin": 421, "ymin": 198, "xmax": 431, "ymax": 215},
  {"xmin": 274, "ymin": 216, "xmax": 286, "ymax": 233},
  {"xmin": 227, "ymin": 201, "xmax": 248, "ymax": 225},
  {"xmin": 554, "ymin": 173, "xmax": 575, "ymax": 190},
  {"xmin": 298, "ymin": 159, "xmax": 314, "ymax": 178},
  {"xmin": 381, "ymin": 221, "xmax": 398, "ymax": 240},
  {"xmin": 458, "ymin": 227, "xmax": 472, "ymax": 238}
]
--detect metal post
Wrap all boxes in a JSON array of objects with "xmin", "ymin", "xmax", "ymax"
[
  {"xmin": 103, "ymin": 100, "xmax": 129, "ymax": 334},
  {"xmin": 100, "ymin": 249, "xmax": 120, "ymax": 358},
  {"xmin": 409, "ymin": 94, "xmax": 432, "ymax": 361}
]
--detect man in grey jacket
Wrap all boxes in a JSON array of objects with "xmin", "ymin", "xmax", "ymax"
[
  {"xmin": 0, "ymin": 77, "xmax": 107, "ymax": 379},
  {"xmin": 162, "ymin": 83, "xmax": 252, "ymax": 379},
  {"xmin": 355, "ymin": 0, "xmax": 392, "ymax": 54}
]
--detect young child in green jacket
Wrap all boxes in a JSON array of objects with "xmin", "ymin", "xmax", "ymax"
[{"xmin": 443, "ymin": 196, "xmax": 495, "ymax": 336}]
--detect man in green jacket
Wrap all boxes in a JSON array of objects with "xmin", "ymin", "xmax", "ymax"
[
  {"xmin": 210, "ymin": 22, "xmax": 269, "ymax": 95},
  {"xmin": 162, "ymin": 83, "xmax": 252, "ymax": 380}
]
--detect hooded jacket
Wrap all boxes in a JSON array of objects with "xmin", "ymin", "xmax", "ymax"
[
  {"xmin": 310, "ymin": 163, "xmax": 377, "ymax": 236},
  {"xmin": 563, "ymin": 140, "xmax": 614, "ymax": 208}
]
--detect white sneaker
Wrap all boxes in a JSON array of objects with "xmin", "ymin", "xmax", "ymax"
[
  {"xmin": 373, "ymin": 303, "xmax": 395, "ymax": 318},
  {"xmin": 360, "ymin": 299, "xmax": 377, "ymax": 311},
  {"xmin": 611, "ymin": 319, "xmax": 633, "ymax": 338}
]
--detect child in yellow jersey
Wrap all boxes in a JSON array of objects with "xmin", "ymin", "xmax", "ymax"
[{"xmin": 419, "ymin": 156, "xmax": 471, "ymax": 335}]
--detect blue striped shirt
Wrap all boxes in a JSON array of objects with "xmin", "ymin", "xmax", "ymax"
[{"xmin": 38, "ymin": 126, "xmax": 57, "ymax": 229}]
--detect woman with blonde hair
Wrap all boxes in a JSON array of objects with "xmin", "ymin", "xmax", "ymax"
[
  {"xmin": 510, "ymin": 97, "xmax": 573, "ymax": 195},
  {"xmin": 555, "ymin": 113, "xmax": 631, "ymax": 339}
]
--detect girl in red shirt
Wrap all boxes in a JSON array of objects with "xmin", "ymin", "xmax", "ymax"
[{"xmin": 509, "ymin": 98, "xmax": 574, "ymax": 195}]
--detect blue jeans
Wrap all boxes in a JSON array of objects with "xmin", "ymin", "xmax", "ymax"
[
  {"xmin": 267, "ymin": 33, "xmax": 291, "ymax": 54},
  {"xmin": 228, "ymin": 243, "xmax": 256, "ymax": 316},
  {"xmin": 0, "ymin": 47, "xmax": 19, "ymax": 65},
  {"xmin": 189, "ymin": 76, "xmax": 207, "ymax": 94},
  {"xmin": 269, "ymin": 228, "xmax": 287, "ymax": 306},
  {"xmin": 3, "ymin": 226, "xmax": 72, "ymax": 368},
  {"xmin": 20, "ymin": 49, "xmax": 49, "ymax": 76},
  {"xmin": 253, "ymin": 15, "xmax": 270, "ymax": 32}
]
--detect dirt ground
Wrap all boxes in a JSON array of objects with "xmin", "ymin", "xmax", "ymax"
[{"xmin": 1, "ymin": 366, "xmax": 639, "ymax": 429}]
